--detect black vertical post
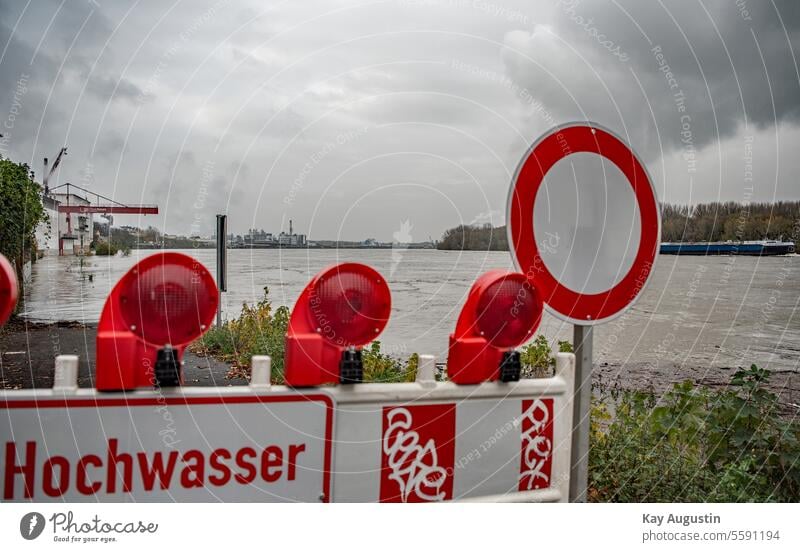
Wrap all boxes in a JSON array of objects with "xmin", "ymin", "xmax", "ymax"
[{"xmin": 216, "ymin": 215, "xmax": 227, "ymax": 327}]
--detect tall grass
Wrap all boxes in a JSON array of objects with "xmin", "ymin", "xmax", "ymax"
[{"xmin": 191, "ymin": 287, "xmax": 290, "ymax": 382}]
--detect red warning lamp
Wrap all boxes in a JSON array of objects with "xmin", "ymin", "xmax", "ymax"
[
  {"xmin": 96, "ymin": 252, "xmax": 218, "ymax": 391},
  {"xmin": 0, "ymin": 254, "xmax": 18, "ymax": 326},
  {"xmin": 447, "ymin": 271, "xmax": 543, "ymax": 384},
  {"xmin": 284, "ymin": 263, "xmax": 391, "ymax": 387}
]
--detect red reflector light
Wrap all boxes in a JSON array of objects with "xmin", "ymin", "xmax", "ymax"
[
  {"xmin": 96, "ymin": 252, "xmax": 218, "ymax": 391},
  {"xmin": 284, "ymin": 263, "xmax": 391, "ymax": 386},
  {"xmin": 311, "ymin": 265, "xmax": 391, "ymax": 346},
  {"xmin": 0, "ymin": 254, "xmax": 18, "ymax": 326},
  {"xmin": 476, "ymin": 274, "xmax": 541, "ymax": 348},
  {"xmin": 448, "ymin": 270, "xmax": 543, "ymax": 384},
  {"xmin": 119, "ymin": 256, "xmax": 217, "ymax": 345}
]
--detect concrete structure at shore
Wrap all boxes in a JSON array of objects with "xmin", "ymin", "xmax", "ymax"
[{"xmin": 35, "ymin": 193, "xmax": 93, "ymax": 256}]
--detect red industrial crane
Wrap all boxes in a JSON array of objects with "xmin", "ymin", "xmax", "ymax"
[
  {"xmin": 47, "ymin": 183, "xmax": 158, "ymax": 255},
  {"xmin": 48, "ymin": 183, "xmax": 159, "ymax": 215}
]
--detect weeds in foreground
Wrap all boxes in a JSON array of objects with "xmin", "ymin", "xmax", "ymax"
[
  {"xmin": 191, "ymin": 287, "xmax": 290, "ymax": 382},
  {"xmin": 589, "ymin": 365, "xmax": 800, "ymax": 502},
  {"xmin": 520, "ymin": 334, "xmax": 573, "ymax": 378}
]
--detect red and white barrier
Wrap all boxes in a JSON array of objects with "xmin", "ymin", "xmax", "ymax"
[
  {"xmin": 1, "ymin": 353, "xmax": 573, "ymax": 503},
  {"xmin": 329, "ymin": 352, "xmax": 574, "ymax": 502}
]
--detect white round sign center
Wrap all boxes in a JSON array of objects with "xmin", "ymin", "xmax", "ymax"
[{"xmin": 533, "ymin": 152, "xmax": 642, "ymax": 295}]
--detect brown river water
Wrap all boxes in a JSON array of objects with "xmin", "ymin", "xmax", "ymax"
[{"xmin": 20, "ymin": 249, "xmax": 800, "ymax": 384}]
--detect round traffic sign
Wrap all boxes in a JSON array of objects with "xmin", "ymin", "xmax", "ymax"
[{"xmin": 507, "ymin": 122, "xmax": 660, "ymax": 325}]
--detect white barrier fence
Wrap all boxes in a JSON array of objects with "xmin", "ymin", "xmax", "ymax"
[{"xmin": 1, "ymin": 353, "xmax": 574, "ymax": 503}]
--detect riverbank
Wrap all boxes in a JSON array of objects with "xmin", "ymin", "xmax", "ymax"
[{"xmin": 2, "ymin": 320, "xmax": 797, "ymax": 415}]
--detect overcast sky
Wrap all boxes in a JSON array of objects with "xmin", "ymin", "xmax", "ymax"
[{"xmin": 1, "ymin": 0, "xmax": 798, "ymax": 240}]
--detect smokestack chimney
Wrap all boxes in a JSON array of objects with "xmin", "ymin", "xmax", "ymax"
[{"xmin": 290, "ymin": 219, "xmax": 293, "ymax": 236}]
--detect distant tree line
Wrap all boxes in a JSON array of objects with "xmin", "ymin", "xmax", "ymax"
[
  {"xmin": 437, "ymin": 223, "xmax": 509, "ymax": 251},
  {"xmin": 437, "ymin": 201, "xmax": 800, "ymax": 251},
  {"xmin": 661, "ymin": 201, "xmax": 799, "ymax": 244}
]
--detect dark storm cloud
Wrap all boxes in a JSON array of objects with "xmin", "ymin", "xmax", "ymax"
[
  {"xmin": 0, "ymin": 16, "xmax": 55, "ymax": 159},
  {"xmin": 0, "ymin": 0, "xmax": 114, "ymax": 163},
  {"xmin": 502, "ymin": 0, "xmax": 800, "ymax": 158}
]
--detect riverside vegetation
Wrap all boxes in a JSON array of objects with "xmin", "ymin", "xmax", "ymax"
[
  {"xmin": 192, "ymin": 289, "xmax": 800, "ymax": 502},
  {"xmin": 92, "ymin": 241, "xmax": 131, "ymax": 256},
  {"xmin": 591, "ymin": 366, "xmax": 799, "ymax": 502},
  {"xmin": 437, "ymin": 201, "xmax": 800, "ymax": 250},
  {"xmin": 0, "ymin": 155, "xmax": 48, "ymax": 300}
]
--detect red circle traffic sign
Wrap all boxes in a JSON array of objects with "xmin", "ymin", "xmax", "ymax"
[{"xmin": 507, "ymin": 122, "xmax": 660, "ymax": 325}]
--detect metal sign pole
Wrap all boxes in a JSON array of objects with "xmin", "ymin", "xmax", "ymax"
[
  {"xmin": 569, "ymin": 323, "xmax": 592, "ymax": 502},
  {"xmin": 216, "ymin": 215, "xmax": 227, "ymax": 327}
]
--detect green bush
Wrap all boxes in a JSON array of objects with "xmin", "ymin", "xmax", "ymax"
[
  {"xmin": 520, "ymin": 335, "xmax": 573, "ymax": 378},
  {"xmin": 92, "ymin": 241, "xmax": 131, "ymax": 256},
  {"xmin": 0, "ymin": 156, "xmax": 48, "ymax": 301},
  {"xmin": 192, "ymin": 287, "xmax": 290, "ymax": 383},
  {"xmin": 589, "ymin": 365, "xmax": 800, "ymax": 502},
  {"xmin": 362, "ymin": 342, "xmax": 418, "ymax": 383}
]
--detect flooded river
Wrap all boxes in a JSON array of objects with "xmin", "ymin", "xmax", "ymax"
[{"xmin": 21, "ymin": 249, "xmax": 800, "ymax": 376}]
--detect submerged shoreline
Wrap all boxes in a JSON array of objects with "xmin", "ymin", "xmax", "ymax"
[{"xmin": 2, "ymin": 319, "xmax": 797, "ymax": 414}]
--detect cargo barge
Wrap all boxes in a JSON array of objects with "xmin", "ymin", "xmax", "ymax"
[{"xmin": 660, "ymin": 240, "xmax": 795, "ymax": 256}]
